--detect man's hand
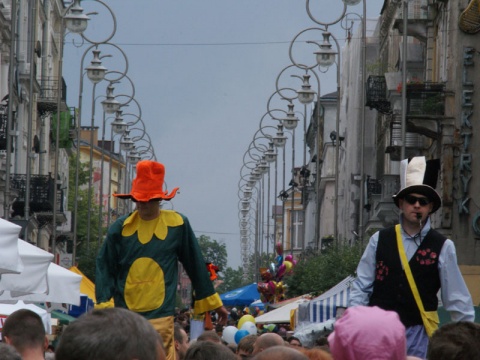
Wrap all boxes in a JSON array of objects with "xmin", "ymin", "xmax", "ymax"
[{"xmin": 215, "ymin": 306, "xmax": 229, "ymax": 326}]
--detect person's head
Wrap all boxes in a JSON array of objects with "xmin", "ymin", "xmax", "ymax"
[
  {"xmin": 314, "ymin": 336, "xmax": 329, "ymax": 348},
  {"xmin": 176, "ymin": 314, "xmax": 189, "ymax": 328},
  {"xmin": 114, "ymin": 160, "xmax": 179, "ymax": 219},
  {"xmin": 55, "ymin": 308, "xmax": 165, "ymax": 360},
  {"xmin": 393, "ymin": 157, "xmax": 441, "ymax": 222},
  {"xmin": 277, "ymin": 327, "xmax": 287, "ymax": 340},
  {"xmin": 426, "ymin": 321, "xmax": 480, "ymax": 360},
  {"xmin": 0, "ymin": 343, "xmax": 22, "ymax": 360},
  {"xmin": 174, "ymin": 323, "xmax": 190, "ymax": 360},
  {"xmin": 1, "ymin": 309, "xmax": 48, "ymax": 358},
  {"xmin": 184, "ymin": 340, "xmax": 238, "ymax": 360},
  {"xmin": 252, "ymin": 332, "xmax": 285, "ymax": 355},
  {"xmin": 298, "ymin": 347, "xmax": 332, "ymax": 360},
  {"xmin": 236, "ymin": 334, "xmax": 258, "ymax": 359},
  {"xmin": 252, "ymin": 346, "xmax": 308, "ymax": 360},
  {"xmin": 287, "ymin": 336, "xmax": 302, "ymax": 348},
  {"xmin": 197, "ymin": 330, "xmax": 222, "ymax": 344},
  {"xmin": 327, "ymin": 306, "xmax": 406, "ymax": 360}
]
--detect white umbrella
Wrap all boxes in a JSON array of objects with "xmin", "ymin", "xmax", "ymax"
[
  {"xmin": 0, "ymin": 218, "xmax": 22, "ymax": 275},
  {"xmin": 0, "ymin": 263, "xmax": 82, "ymax": 306},
  {"xmin": 0, "ymin": 301, "xmax": 52, "ymax": 336},
  {"xmin": 0, "ymin": 239, "xmax": 53, "ymax": 296}
]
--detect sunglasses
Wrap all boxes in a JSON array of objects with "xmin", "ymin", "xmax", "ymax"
[{"xmin": 403, "ymin": 194, "xmax": 431, "ymax": 207}]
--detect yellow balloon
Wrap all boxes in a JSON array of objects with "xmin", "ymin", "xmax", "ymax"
[
  {"xmin": 284, "ymin": 261, "xmax": 293, "ymax": 272},
  {"xmin": 237, "ymin": 314, "xmax": 256, "ymax": 329}
]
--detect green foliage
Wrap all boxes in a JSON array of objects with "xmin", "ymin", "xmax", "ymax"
[
  {"xmin": 284, "ymin": 243, "xmax": 364, "ymax": 297},
  {"xmin": 216, "ymin": 266, "xmax": 248, "ymax": 294},
  {"xmin": 197, "ymin": 235, "xmax": 228, "ymax": 273},
  {"xmin": 76, "ymin": 240, "xmax": 102, "ymax": 283},
  {"xmin": 68, "ymin": 154, "xmax": 104, "ymax": 277}
]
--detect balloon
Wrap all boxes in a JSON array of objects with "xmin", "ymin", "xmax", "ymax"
[
  {"xmin": 276, "ymin": 264, "xmax": 286, "ymax": 280},
  {"xmin": 234, "ymin": 329, "xmax": 250, "ymax": 344},
  {"xmin": 237, "ymin": 314, "xmax": 256, "ymax": 329},
  {"xmin": 284, "ymin": 254, "xmax": 293, "ymax": 262},
  {"xmin": 222, "ymin": 326, "xmax": 238, "ymax": 345},
  {"xmin": 240, "ymin": 321, "xmax": 257, "ymax": 335},
  {"xmin": 268, "ymin": 281, "xmax": 276, "ymax": 294},
  {"xmin": 276, "ymin": 242, "xmax": 284, "ymax": 255},
  {"xmin": 260, "ymin": 268, "xmax": 273, "ymax": 281},
  {"xmin": 269, "ymin": 262, "xmax": 276, "ymax": 275},
  {"xmin": 275, "ymin": 255, "xmax": 283, "ymax": 268},
  {"xmin": 284, "ymin": 260, "xmax": 293, "ymax": 273}
]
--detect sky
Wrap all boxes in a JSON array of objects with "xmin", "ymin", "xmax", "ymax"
[{"xmin": 62, "ymin": 0, "xmax": 385, "ymax": 269}]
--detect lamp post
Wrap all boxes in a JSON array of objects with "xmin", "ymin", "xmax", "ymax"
[
  {"xmin": 50, "ymin": 1, "xmax": 91, "ymax": 255},
  {"xmin": 288, "ymin": 0, "xmax": 367, "ymax": 245},
  {"xmin": 70, "ymin": 0, "xmax": 118, "ymax": 265}
]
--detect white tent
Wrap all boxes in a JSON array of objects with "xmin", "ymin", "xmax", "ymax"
[
  {"xmin": 0, "ymin": 263, "xmax": 82, "ymax": 306},
  {"xmin": 0, "ymin": 239, "xmax": 54, "ymax": 296},
  {"xmin": 0, "ymin": 301, "xmax": 52, "ymax": 337},
  {"xmin": 254, "ymin": 298, "xmax": 311, "ymax": 324},
  {"xmin": 0, "ymin": 219, "xmax": 22, "ymax": 274},
  {"xmin": 298, "ymin": 276, "xmax": 354, "ymax": 324}
]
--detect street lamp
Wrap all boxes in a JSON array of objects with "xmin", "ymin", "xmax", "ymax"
[
  {"xmin": 314, "ymin": 32, "xmax": 338, "ymax": 68},
  {"xmin": 63, "ymin": 0, "xmax": 90, "ymax": 34},
  {"xmin": 101, "ymin": 83, "xmax": 122, "ymax": 114},
  {"xmin": 297, "ymin": 74, "xmax": 317, "ymax": 104},
  {"xmin": 70, "ymin": 0, "xmax": 118, "ymax": 265},
  {"xmin": 303, "ymin": 0, "xmax": 367, "ymax": 244},
  {"xmin": 281, "ymin": 103, "xmax": 300, "ymax": 130},
  {"xmin": 85, "ymin": 50, "xmax": 108, "ymax": 84},
  {"xmin": 49, "ymin": 1, "xmax": 92, "ymax": 255}
]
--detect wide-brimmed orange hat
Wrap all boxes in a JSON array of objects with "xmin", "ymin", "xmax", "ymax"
[{"xmin": 114, "ymin": 160, "xmax": 179, "ymax": 201}]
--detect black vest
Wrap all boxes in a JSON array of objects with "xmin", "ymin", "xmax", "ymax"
[{"xmin": 368, "ymin": 226, "xmax": 446, "ymax": 327}]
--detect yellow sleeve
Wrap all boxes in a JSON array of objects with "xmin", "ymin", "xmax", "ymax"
[{"xmin": 193, "ymin": 293, "xmax": 223, "ymax": 315}]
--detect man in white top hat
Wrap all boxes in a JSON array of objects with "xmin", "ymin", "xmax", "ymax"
[{"xmin": 349, "ymin": 156, "xmax": 474, "ymax": 359}]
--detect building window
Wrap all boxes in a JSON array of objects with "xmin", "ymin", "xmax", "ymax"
[{"xmin": 292, "ymin": 210, "xmax": 304, "ymax": 249}]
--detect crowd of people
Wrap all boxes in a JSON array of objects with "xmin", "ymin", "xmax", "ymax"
[{"xmin": 1, "ymin": 305, "xmax": 479, "ymax": 360}]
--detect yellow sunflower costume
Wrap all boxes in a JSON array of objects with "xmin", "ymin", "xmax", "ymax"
[{"xmin": 96, "ymin": 161, "xmax": 223, "ymax": 360}]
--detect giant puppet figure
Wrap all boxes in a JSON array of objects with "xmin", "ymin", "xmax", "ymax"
[{"xmin": 96, "ymin": 160, "xmax": 228, "ymax": 360}]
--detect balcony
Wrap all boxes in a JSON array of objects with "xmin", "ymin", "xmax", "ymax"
[
  {"xmin": 406, "ymin": 82, "xmax": 446, "ymax": 118},
  {"xmin": 365, "ymin": 75, "xmax": 392, "ymax": 114},
  {"xmin": 37, "ymin": 77, "xmax": 68, "ymax": 117},
  {"xmin": 10, "ymin": 174, "xmax": 66, "ymax": 226}
]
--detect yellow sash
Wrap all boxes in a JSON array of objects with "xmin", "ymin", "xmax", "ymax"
[{"xmin": 395, "ymin": 224, "xmax": 439, "ymax": 337}]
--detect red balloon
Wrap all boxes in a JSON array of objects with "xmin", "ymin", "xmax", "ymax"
[{"xmin": 276, "ymin": 242, "xmax": 284, "ymax": 255}]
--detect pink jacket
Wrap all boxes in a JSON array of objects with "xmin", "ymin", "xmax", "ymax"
[{"xmin": 328, "ymin": 306, "xmax": 406, "ymax": 360}]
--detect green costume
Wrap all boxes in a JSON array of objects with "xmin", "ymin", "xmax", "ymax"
[{"xmin": 95, "ymin": 209, "xmax": 222, "ymax": 319}]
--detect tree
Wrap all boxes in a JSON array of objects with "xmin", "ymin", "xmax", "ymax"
[
  {"xmin": 197, "ymin": 235, "xmax": 228, "ymax": 273},
  {"xmin": 284, "ymin": 243, "xmax": 364, "ymax": 297},
  {"xmin": 216, "ymin": 266, "xmax": 247, "ymax": 294},
  {"xmin": 68, "ymin": 154, "xmax": 103, "ymax": 279}
]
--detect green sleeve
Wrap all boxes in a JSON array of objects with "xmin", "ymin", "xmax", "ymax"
[{"xmin": 176, "ymin": 215, "xmax": 220, "ymax": 309}]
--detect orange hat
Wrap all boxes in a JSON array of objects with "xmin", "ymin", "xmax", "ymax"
[{"xmin": 114, "ymin": 160, "xmax": 179, "ymax": 201}]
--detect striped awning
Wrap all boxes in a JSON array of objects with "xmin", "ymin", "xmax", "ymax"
[{"xmin": 307, "ymin": 276, "xmax": 355, "ymax": 323}]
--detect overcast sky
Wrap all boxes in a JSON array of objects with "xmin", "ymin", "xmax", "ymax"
[{"xmin": 63, "ymin": 0, "xmax": 385, "ymax": 269}]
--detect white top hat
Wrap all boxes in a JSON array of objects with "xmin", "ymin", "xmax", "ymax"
[{"xmin": 392, "ymin": 156, "xmax": 441, "ymax": 213}]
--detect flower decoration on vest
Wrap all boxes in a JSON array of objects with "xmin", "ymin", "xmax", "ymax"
[
  {"xmin": 375, "ymin": 261, "xmax": 389, "ymax": 281},
  {"xmin": 415, "ymin": 248, "xmax": 438, "ymax": 266}
]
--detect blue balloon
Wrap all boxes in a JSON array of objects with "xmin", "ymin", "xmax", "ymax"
[
  {"xmin": 234, "ymin": 329, "xmax": 250, "ymax": 344},
  {"xmin": 275, "ymin": 255, "xmax": 283, "ymax": 267}
]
